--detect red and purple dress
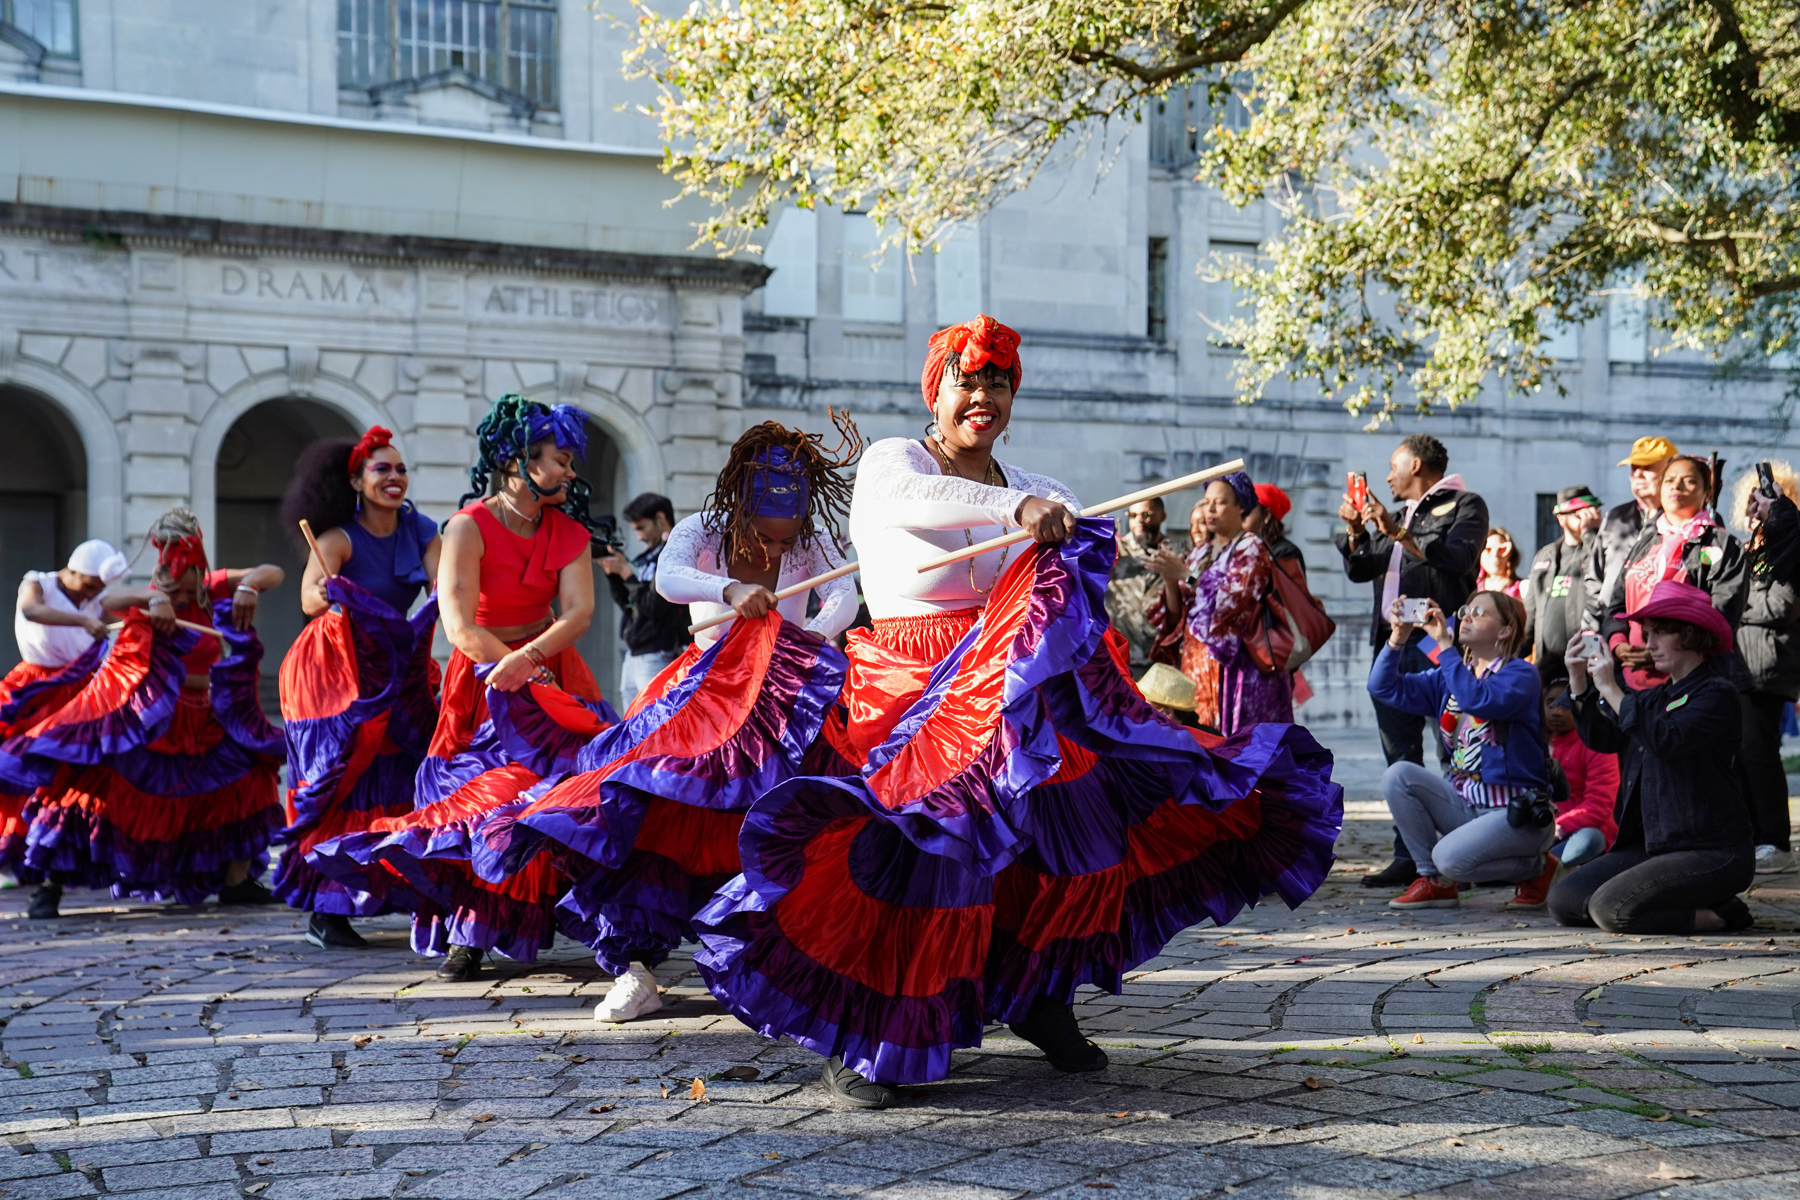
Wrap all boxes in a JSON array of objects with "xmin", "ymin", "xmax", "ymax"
[
  {"xmin": 274, "ymin": 505, "xmax": 441, "ymax": 916},
  {"xmin": 307, "ymin": 501, "xmax": 615, "ymax": 962},
  {"xmin": 10, "ymin": 573, "xmax": 284, "ymax": 902},
  {"xmin": 693, "ymin": 437, "xmax": 1343, "ymax": 1085}
]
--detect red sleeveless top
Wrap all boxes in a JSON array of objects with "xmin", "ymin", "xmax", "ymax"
[{"xmin": 460, "ymin": 500, "xmax": 590, "ymax": 627}]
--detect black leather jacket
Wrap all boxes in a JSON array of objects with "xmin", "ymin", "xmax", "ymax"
[
  {"xmin": 1738, "ymin": 496, "xmax": 1800, "ymax": 697},
  {"xmin": 1334, "ymin": 483, "xmax": 1489, "ymax": 646}
]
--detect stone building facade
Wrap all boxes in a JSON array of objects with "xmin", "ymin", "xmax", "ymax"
[{"xmin": 0, "ymin": 2, "xmax": 1792, "ymax": 719}]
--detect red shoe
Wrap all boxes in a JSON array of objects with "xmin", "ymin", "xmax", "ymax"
[
  {"xmin": 1389, "ymin": 876, "xmax": 1460, "ymax": 909},
  {"xmin": 1504, "ymin": 854, "xmax": 1559, "ymax": 910}
]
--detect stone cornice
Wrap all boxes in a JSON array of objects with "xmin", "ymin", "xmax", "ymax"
[{"xmin": 0, "ymin": 203, "xmax": 772, "ymax": 292}]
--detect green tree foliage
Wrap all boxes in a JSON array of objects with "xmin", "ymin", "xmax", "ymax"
[{"xmin": 632, "ymin": 0, "xmax": 1799, "ymax": 416}]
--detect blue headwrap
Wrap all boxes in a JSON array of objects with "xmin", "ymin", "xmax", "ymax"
[
  {"xmin": 527, "ymin": 404, "xmax": 588, "ymax": 459},
  {"xmin": 1220, "ymin": 470, "xmax": 1259, "ymax": 516},
  {"xmin": 744, "ymin": 446, "xmax": 809, "ymax": 518}
]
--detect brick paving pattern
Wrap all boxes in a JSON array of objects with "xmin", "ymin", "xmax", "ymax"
[{"xmin": 2, "ymin": 777, "xmax": 1798, "ymax": 1197}]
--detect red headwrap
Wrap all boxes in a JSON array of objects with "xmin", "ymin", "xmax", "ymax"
[
  {"xmin": 920, "ymin": 315, "xmax": 1022, "ymax": 408},
  {"xmin": 1253, "ymin": 484, "xmax": 1292, "ymax": 521},
  {"xmin": 153, "ymin": 531, "xmax": 208, "ymax": 581},
  {"xmin": 348, "ymin": 426, "xmax": 395, "ymax": 477}
]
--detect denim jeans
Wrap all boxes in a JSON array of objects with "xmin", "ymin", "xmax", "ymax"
[
  {"xmin": 1550, "ymin": 826, "xmax": 1607, "ymax": 869},
  {"xmin": 1548, "ymin": 845, "xmax": 1755, "ymax": 933},
  {"xmin": 1382, "ymin": 761, "xmax": 1554, "ymax": 882},
  {"xmin": 619, "ymin": 648, "xmax": 679, "ymax": 712}
]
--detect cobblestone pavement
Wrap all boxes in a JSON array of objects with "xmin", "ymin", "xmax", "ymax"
[{"xmin": 2, "ymin": 735, "xmax": 1799, "ymax": 1199}]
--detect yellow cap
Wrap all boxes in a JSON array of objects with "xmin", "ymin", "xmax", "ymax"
[
  {"xmin": 1618, "ymin": 436, "xmax": 1678, "ymax": 467},
  {"xmin": 1138, "ymin": 663, "xmax": 1197, "ymax": 711}
]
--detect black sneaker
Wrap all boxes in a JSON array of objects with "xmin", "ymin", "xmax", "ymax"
[
  {"xmin": 1008, "ymin": 998, "xmax": 1109, "ymax": 1073},
  {"xmin": 1362, "ymin": 858, "xmax": 1421, "ymax": 889},
  {"xmin": 305, "ymin": 913, "xmax": 369, "ymax": 949},
  {"xmin": 26, "ymin": 883, "xmax": 60, "ymax": 920},
  {"xmin": 436, "ymin": 945, "xmax": 484, "ymax": 982},
  {"xmin": 822, "ymin": 1056, "xmax": 899, "ymax": 1109},
  {"xmin": 218, "ymin": 878, "xmax": 275, "ymax": 906},
  {"xmin": 1712, "ymin": 896, "xmax": 1754, "ymax": 932}
]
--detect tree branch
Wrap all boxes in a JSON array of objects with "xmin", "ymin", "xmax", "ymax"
[{"xmin": 1062, "ymin": 0, "xmax": 1314, "ymax": 87}]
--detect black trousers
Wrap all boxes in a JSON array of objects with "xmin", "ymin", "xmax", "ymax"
[
  {"xmin": 1740, "ymin": 690, "xmax": 1793, "ymax": 851},
  {"xmin": 1547, "ymin": 845, "xmax": 1755, "ymax": 934}
]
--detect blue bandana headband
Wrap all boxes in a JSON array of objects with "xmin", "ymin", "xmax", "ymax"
[
  {"xmin": 527, "ymin": 404, "xmax": 588, "ymax": 459},
  {"xmin": 745, "ymin": 446, "xmax": 808, "ymax": 518},
  {"xmin": 1221, "ymin": 470, "xmax": 1259, "ymax": 516}
]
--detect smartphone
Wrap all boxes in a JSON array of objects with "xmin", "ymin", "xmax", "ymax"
[
  {"xmin": 1757, "ymin": 461, "xmax": 1779, "ymax": 500},
  {"xmin": 1396, "ymin": 598, "xmax": 1430, "ymax": 624},
  {"xmin": 1571, "ymin": 631, "xmax": 1606, "ymax": 661},
  {"xmin": 1346, "ymin": 470, "xmax": 1369, "ymax": 510}
]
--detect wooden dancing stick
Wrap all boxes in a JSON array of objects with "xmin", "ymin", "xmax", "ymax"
[
  {"xmin": 686, "ymin": 559, "xmax": 860, "ymax": 635},
  {"xmin": 104, "ymin": 617, "xmax": 219, "ymax": 638},
  {"xmin": 297, "ymin": 519, "xmax": 331, "ymax": 577},
  {"xmin": 915, "ymin": 457, "xmax": 1247, "ymax": 574}
]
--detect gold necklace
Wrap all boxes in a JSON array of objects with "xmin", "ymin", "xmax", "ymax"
[{"xmin": 930, "ymin": 435, "xmax": 1008, "ymax": 595}]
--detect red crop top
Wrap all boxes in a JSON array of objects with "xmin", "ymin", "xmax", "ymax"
[{"xmin": 461, "ymin": 500, "xmax": 590, "ymax": 627}]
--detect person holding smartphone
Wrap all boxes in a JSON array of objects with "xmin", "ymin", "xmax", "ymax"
[{"xmin": 1368, "ymin": 591, "xmax": 1554, "ymax": 909}]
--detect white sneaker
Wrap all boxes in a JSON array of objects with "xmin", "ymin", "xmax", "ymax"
[
  {"xmin": 593, "ymin": 964, "xmax": 662, "ymax": 1023},
  {"xmin": 1754, "ymin": 844, "xmax": 1795, "ymax": 874}
]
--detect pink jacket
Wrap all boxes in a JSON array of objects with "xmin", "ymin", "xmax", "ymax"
[{"xmin": 1550, "ymin": 727, "xmax": 1619, "ymax": 847}]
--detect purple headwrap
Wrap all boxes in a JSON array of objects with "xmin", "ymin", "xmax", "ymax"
[
  {"xmin": 744, "ymin": 446, "xmax": 808, "ymax": 518},
  {"xmin": 527, "ymin": 404, "xmax": 588, "ymax": 459},
  {"xmin": 1219, "ymin": 470, "xmax": 1259, "ymax": 515}
]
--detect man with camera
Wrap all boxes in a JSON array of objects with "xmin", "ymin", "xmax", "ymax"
[
  {"xmin": 1526, "ymin": 485, "xmax": 1604, "ymax": 686},
  {"xmin": 1337, "ymin": 433, "xmax": 1490, "ymax": 888},
  {"xmin": 597, "ymin": 493, "xmax": 690, "ymax": 709}
]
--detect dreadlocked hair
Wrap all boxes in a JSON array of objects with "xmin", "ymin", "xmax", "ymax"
[
  {"xmin": 148, "ymin": 507, "xmax": 205, "ymax": 591},
  {"xmin": 702, "ymin": 408, "xmax": 863, "ymax": 565},
  {"xmin": 457, "ymin": 394, "xmax": 610, "ymax": 549}
]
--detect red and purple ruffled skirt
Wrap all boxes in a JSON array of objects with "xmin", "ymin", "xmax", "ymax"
[
  {"xmin": 466, "ymin": 611, "xmax": 847, "ymax": 974},
  {"xmin": 274, "ymin": 579, "xmax": 441, "ymax": 916},
  {"xmin": 0, "ymin": 645, "xmax": 109, "ymax": 877},
  {"xmin": 695, "ymin": 518, "xmax": 1343, "ymax": 1085},
  {"xmin": 307, "ymin": 641, "xmax": 617, "ymax": 962},
  {"xmin": 8, "ymin": 607, "xmax": 284, "ymax": 904}
]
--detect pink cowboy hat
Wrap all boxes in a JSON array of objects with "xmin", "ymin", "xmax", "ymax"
[{"xmin": 1625, "ymin": 578, "xmax": 1734, "ymax": 655}]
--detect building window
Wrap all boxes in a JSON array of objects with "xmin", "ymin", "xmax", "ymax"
[
  {"xmin": 1206, "ymin": 240, "xmax": 1262, "ymax": 344},
  {"xmin": 1535, "ymin": 493, "xmax": 1559, "ymax": 554},
  {"xmin": 841, "ymin": 214, "xmax": 903, "ymax": 324},
  {"xmin": 4, "ymin": 0, "xmax": 77, "ymax": 56},
  {"xmin": 1147, "ymin": 237, "xmax": 1170, "ymax": 342},
  {"xmin": 1148, "ymin": 85, "xmax": 1199, "ymax": 169},
  {"xmin": 760, "ymin": 206, "xmax": 819, "ymax": 318},
  {"xmin": 934, "ymin": 223, "xmax": 982, "ymax": 326},
  {"xmin": 339, "ymin": 0, "xmax": 558, "ymax": 107}
]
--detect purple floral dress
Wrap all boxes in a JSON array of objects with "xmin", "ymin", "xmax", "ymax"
[{"xmin": 1171, "ymin": 533, "xmax": 1294, "ymax": 735}]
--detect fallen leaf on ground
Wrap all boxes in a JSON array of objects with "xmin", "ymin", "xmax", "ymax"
[
  {"xmin": 1303, "ymin": 1077, "xmax": 1321, "ymax": 1090},
  {"xmin": 689, "ymin": 1077, "xmax": 708, "ymax": 1102},
  {"xmin": 1443, "ymin": 1139, "xmax": 1464, "ymax": 1147},
  {"xmin": 721, "ymin": 1065, "xmax": 759, "ymax": 1081},
  {"xmin": 1685, "ymin": 1108, "xmax": 1708, "ymax": 1117},
  {"xmin": 624, "ymin": 1077, "xmax": 639, "ymax": 1084},
  {"xmin": 567, "ymin": 1055, "xmax": 590, "ymax": 1064},
  {"xmin": 588, "ymin": 1105, "xmax": 613, "ymax": 1114},
  {"xmin": 471, "ymin": 1113, "xmax": 494, "ymax": 1123},
  {"xmin": 1649, "ymin": 1114, "xmax": 1673, "ymax": 1122},
  {"xmin": 1646, "ymin": 1163, "xmax": 1698, "ymax": 1180},
  {"xmin": 351, "ymin": 1035, "xmax": 372, "ymax": 1048},
  {"xmin": 1412, "ymin": 1033, "xmax": 1425, "ymax": 1044},
  {"xmin": 1345, "ymin": 927, "xmax": 1355, "ymax": 934},
  {"xmin": 1108, "ymin": 1111, "xmax": 1131, "ymax": 1118},
  {"xmin": 763, "ymin": 1153, "xmax": 781, "ymax": 1160},
  {"xmin": 659, "ymin": 1081, "xmax": 669, "ymax": 1099}
]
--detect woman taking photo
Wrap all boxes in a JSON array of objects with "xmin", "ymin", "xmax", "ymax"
[
  {"xmin": 1552, "ymin": 579, "xmax": 1755, "ymax": 933},
  {"xmin": 310, "ymin": 395, "xmax": 605, "ymax": 980},
  {"xmin": 18, "ymin": 510, "xmax": 285, "ymax": 917},
  {"xmin": 276, "ymin": 426, "xmax": 443, "ymax": 949},
  {"xmin": 1601, "ymin": 455, "xmax": 1746, "ymax": 690},
  {"xmin": 695, "ymin": 316, "xmax": 1341, "ymax": 1110},
  {"xmin": 1145, "ymin": 472, "xmax": 1292, "ymax": 734},
  {"xmin": 1370, "ymin": 590, "xmax": 1554, "ymax": 910},
  {"xmin": 1481, "ymin": 528, "xmax": 1523, "ymax": 599}
]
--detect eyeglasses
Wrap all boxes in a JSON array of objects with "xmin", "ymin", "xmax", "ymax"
[
  {"xmin": 365, "ymin": 462, "xmax": 408, "ymax": 477},
  {"xmin": 1455, "ymin": 604, "xmax": 1492, "ymax": 621}
]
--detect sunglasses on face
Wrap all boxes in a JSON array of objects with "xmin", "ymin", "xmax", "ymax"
[
  {"xmin": 1455, "ymin": 604, "xmax": 1492, "ymax": 622},
  {"xmin": 365, "ymin": 462, "xmax": 408, "ymax": 477}
]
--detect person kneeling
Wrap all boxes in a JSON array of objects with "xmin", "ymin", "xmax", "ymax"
[
  {"xmin": 1549, "ymin": 580, "xmax": 1756, "ymax": 934},
  {"xmin": 1370, "ymin": 592, "xmax": 1555, "ymax": 909}
]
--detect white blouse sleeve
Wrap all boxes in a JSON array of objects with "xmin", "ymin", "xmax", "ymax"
[
  {"xmin": 802, "ymin": 538, "xmax": 859, "ymax": 639},
  {"xmin": 855, "ymin": 439, "xmax": 1039, "ymax": 532},
  {"xmin": 654, "ymin": 515, "xmax": 730, "ymax": 607}
]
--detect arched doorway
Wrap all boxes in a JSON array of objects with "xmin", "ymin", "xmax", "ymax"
[
  {"xmin": 572, "ymin": 416, "xmax": 623, "ymax": 710},
  {"xmin": 0, "ymin": 387, "xmax": 87, "ymax": 670},
  {"xmin": 214, "ymin": 399, "xmax": 358, "ymax": 715}
]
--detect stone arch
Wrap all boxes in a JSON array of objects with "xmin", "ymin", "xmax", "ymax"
[
  {"xmin": 0, "ymin": 360, "xmax": 124, "ymax": 546},
  {"xmin": 192, "ymin": 372, "xmax": 397, "ymax": 541}
]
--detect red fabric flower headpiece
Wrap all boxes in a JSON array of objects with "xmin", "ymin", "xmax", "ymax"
[
  {"xmin": 920, "ymin": 315, "xmax": 1022, "ymax": 408},
  {"xmin": 348, "ymin": 426, "xmax": 395, "ymax": 477},
  {"xmin": 154, "ymin": 531, "xmax": 208, "ymax": 581}
]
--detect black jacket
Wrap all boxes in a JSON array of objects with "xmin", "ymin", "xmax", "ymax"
[
  {"xmin": 1739, "ymin": 496, "xmax": 1800, "ymax": 697},
  {"xmin": 1583, "ymin": 499, "xmax": 1653, "ymax": 630},
  {"xmin": 1334, "ymin": 483, "xmax": 1489, "ymax": 646},
  {"xmin": 1571, "ymin": 657, "xmax": 1754, "ymax": 856},
  {"xmin": 1525, "ymin": 533, "xmax": 1594, "ymax": 663},
  {"xmin": 606, "ymin": 543, "xmax": 690, "ymax": 656},
  {"xmin": 1598, "ymin": 521, "xmax": 1748, "ymax": 649}
]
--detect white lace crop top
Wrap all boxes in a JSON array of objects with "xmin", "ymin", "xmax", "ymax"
[
  {"xmin": 848, "ymin": 438, "xmax": 1080, "ymax": 619},
  {"xmin": 655, "ymin": 513, "xmax": 859, "ymax": 649}
]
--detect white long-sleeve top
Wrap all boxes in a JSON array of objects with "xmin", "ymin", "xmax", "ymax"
[
  {"xmin": 849, "ymin": 438, "xmax": 1081, "ymax": 619},
  {"xmin": 656, "ymin": 513, "xmax": 859, "ymax": 649}
]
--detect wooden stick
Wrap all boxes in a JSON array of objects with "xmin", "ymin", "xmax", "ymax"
[
  {"xmin": 298, "ymin": 519, "xmax": 330, "ymax": 577},
  {"xmin": 915, "ymin": 458, "xmax": 1247, "ymax": 574},
  {"xmin": 686, "ymin": 559, "xmax": 860, "ymax": 635},
  {"xmin": 104, "ymin": 617, "xmax": 219, "ymax": 638}
]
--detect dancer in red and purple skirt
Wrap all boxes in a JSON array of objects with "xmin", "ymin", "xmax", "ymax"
[
  {"xmin": 275, "ymin": 426, "xmax": 443, "ymax": 949},
  {"xmin": 695, "ymin": 316, "xmax": 1344, "ymax": 1107},
  {"xmin": 15, "ymin": 510, "xmax": 287, "ymax": 917},
  {"xmin": 0, "ymin": 540, "xmax": 129, "ymax": 896},
  {"xmin": 308, "ymin": 395, "xmax": 612, "ymax": 981},
  {"xmin": 474, "ymin": 417, "xmax": 860, "ymax": 1023}
]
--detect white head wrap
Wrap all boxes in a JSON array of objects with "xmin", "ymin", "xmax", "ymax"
[{"xmin": 66, "ymin": 539, "xmax": 129, "ymax": 585}]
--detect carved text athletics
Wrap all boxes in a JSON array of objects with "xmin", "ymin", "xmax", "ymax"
[{"xmin": 481, "ymin": 284, "xmax": 663, "ymax": 326}]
